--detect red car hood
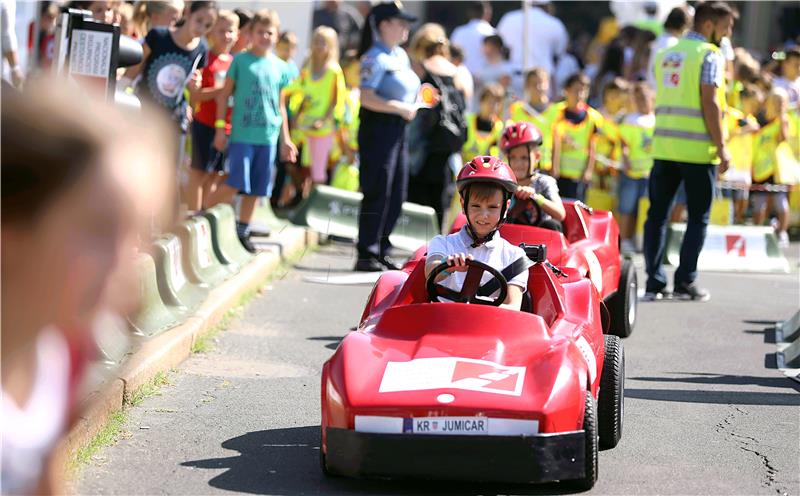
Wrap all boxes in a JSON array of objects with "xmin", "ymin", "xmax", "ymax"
[{"xmin": 332, "ymin": 303, "xmax": 585, "ymax": 424}]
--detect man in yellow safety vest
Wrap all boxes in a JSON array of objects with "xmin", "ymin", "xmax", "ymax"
[{"xmin": 643, "ymin": 1, "xmax": 735, "ymax": 302}]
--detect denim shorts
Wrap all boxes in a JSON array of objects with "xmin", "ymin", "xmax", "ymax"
[
  {"xmin": 225, "ymin": 142, "xmax": 277, "ymax": 197},
  {"xmin": 617, "ymin": 174, "xmax": 648, "ymax": 215}
]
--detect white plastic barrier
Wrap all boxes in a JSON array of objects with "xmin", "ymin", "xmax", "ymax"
[{"xmin": 666, "ymin": 223, "xmax": 790, "ymax": 273}]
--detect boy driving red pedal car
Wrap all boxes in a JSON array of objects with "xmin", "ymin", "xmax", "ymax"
[
  {"xmin": 501, "ymin": 122, "xmax": 566, "ymax": 231},
  {"xmin": 424, "ymin": 156, "xmax": 531, "ymax": 311}
]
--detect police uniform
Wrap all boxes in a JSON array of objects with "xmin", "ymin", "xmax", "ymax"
[
  {"xmin": 356, "ymin": 2, "xmax": 420, "ymax": 270},
  {"xmin": 643, "ymin": 31, "xmax": 725, "ymax": 297}
]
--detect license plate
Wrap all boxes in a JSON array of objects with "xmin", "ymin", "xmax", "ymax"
[{"xmin": 404, "ymin": 417, "xmax": 489, "ymax": 435}]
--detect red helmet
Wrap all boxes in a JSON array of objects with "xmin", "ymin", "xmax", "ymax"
[
  {"xmin": 501, "ymin": 122, "xmax": 543, "ymax": 152},
  {"xmin": 456, "ymin": 156, "xmax": 518, "ymax": 194}
]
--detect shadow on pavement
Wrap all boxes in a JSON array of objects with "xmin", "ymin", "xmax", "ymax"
[
  {"xmin": 626, "ymin": 388, "xmax": 800, "ymax": 406},
  {"xmin": 181, "ymin": 426, "xmax": 581, "ymax": 496},
  {"xmin": 629, "ymin": 372, "xmax": 800, "ymax": 391},
  {"xmin": 307, "ymin": 335, "xmax": 344, "ymax": 350},
  {"xmin": 742, "ymin": 319, "xmax": 780, "ymax": 326},
  {"xmin": 742, "ymin": 327, "xmax": 776, "ymax": 344}
]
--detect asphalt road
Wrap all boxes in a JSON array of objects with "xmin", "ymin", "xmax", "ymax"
[{"xmin": 79, "ymin": 240, "xmax": 800, "ymax": 496}]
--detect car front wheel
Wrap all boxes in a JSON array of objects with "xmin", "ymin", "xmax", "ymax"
[{"xmin": 598, "ymin": 335, "xmax": 624, "ymax": 449}]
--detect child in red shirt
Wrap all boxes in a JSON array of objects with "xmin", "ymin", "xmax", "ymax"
[{"xmin": 188, "ymin": 10, "xmax": 239, "ymax": 213}]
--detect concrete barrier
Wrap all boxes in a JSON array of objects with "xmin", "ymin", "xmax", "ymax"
[
  {"xmin": 776, "ymin": 310, "xmax": 800, "ymax": 383},
  {"xmin": 128, "ymin": 253, "xmax": 180, "ymax": 337},
  {"xmin": 175, "ymin": 216, "xmax": 232, "ymax": 286},
  {"xmin": 289, "ymin": 184, "xmax": 439, "ymax": 251},
  {"xmin": 202, "ymin": 204, "xmax": 253, "ymax": 271},
  {"xmin": 152, "ymin": 235, "xmax": 209, "ymax": 314},
  {"xmin": 665, "ymin": 223, "xmax": 790, "ymax": 273}
]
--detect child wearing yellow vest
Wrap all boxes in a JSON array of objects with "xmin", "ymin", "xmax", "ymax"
[
  {"xmin": 551, "ymin": 72, "xmax": 603, "ymax": 201},
  {"xmin": 752, "ymin": 88, "xmax": 791, "ymax": 247},
  {"xmin": 594, "ymin": 77, "xmax": 630, "ymax": 185},
  {"xmin": 506, "ymin": 68, "xmax": 556, "ymax": 170},
  {"xmin": 721, "ymin": 84, "xmax": 761, "ymax": 224},
  {"xmin": 285, "ymin": 26, "xmax": 345, "ymax": 185},
  {"xmin": 462, "ymin": 83, "xmax": 505, "ymax": 163},
  {"xmin": 330, "ymin": 50, "xmax": 361, "ymax": 192},
  {"xmin": 617, "ymin": 83, "xmax": 654, "ymax": 253},
  {"xmin": 772, "ymin": 48, "xmax": 800, "ymax": 162}
]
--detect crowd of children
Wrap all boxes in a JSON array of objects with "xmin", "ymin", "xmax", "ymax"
[
  {"xmin": 466, "ymin": 40, "xmax": 799, "ymax": 251},
  {"xmin": 31, "ymin": 2, "xmax": 799, "ymax": 253},
  {"xmin": 61, "ymin": 1, "xmax": 356, "ymax": 252}
]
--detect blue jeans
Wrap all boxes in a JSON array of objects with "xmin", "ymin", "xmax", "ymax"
[
  {"xmin": 643, "ymin": 159, "xmax": 716, "ymax": 291},
  {"xmin": 617, "ymin": 174, "xmax": 648, "ymax": 215}
]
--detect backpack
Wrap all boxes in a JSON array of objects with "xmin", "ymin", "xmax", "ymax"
[{"xmin": 427, "ymin": 71, "xmax": 468, "ymax": 153}]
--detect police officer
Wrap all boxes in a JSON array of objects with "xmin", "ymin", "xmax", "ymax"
[
  {"xmin": 643, "ymin": 1, "xmax": 734, "ymax": 301},
  {"xmin": 354, "ymin": 1, "xmax": 420, "ymax": 272}
]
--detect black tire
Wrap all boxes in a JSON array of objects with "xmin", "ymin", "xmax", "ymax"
[
  {"xmin": 569, "ymin": 391, "xmax": 598, "ymax": 491},
  {"xmin": 608, "ymin": 258, "xmax": 637, "ymax": 338},
  {"xmin": 319, "ymin": 428, "xmax": 339, "ymax": 477},
  {"xmin": 598, "ymin": 335, "xmax": 624, "ymax": 450}
]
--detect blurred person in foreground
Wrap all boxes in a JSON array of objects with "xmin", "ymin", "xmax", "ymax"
[{"xmin": 1, "ymin": 79, "xmax": 174, "ymax": 495}]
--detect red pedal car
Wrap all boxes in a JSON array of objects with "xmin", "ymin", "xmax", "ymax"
[
  {"xmin": 446, "ymin": 200, "xmax": 638, "ymax": 338},
  {"xmin": 320, "ymin": 230, "xmax": 626, "ymax": 488}
]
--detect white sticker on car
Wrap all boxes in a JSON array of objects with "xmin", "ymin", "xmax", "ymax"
[
  {"xmin": 379, "ymin": 357, "xmax": 526, "ymax": 396},
  {"xmin": 584, "ymin": 250, "xmax": 603, "ymax": 293},
  {"xmin": 575, "ymin": 336, "xmax": 597, "ymax": 384}
]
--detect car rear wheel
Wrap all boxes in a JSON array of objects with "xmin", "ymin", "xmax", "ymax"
[
  {"xmin": 568, "ymin": 391, "xmax": 598, "ymax": 491},
  {"xmin": 598, "ymin": 335, "xmax": 624, "ymax": 449},
  {"xmin": 608, "ymin": 258, "xmax": 636, "ymax": 338},
  {"xmin": 319, "ymin": 428, "xmax": 340, "ymax": 477}
]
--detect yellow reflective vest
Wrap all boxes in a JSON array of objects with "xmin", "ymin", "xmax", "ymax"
[
  {"xmin": 507, "ymin": 101, "xmax": 556, "ymax": 170},
  {"xmin": 619, "ymin": 113, "xmax": 655, "ymax": 179},
  {"xmin": 552, "ymin": 103, "xmax": 603, "ymax": 179},
  {"xmin": 595, "ymin": 112, "xmax": 623, "ymax": 172},
  {"xmin": 752, "ymin": 119, "xmax": 781, "ymax": 183},
  {"xmin": 725, "ymin": 107, "xmax": 757, "ymax": 173},
  {"xmin": 462, "ymin": 113, "xmax": 504, "ymax": 162},
  {"xmin": 285, "ymin": 63, "xmax": 346, "ymax": 138},
  {"xmin": 653, "ymin": 37, "xmax": 726, "ymax": 164}
]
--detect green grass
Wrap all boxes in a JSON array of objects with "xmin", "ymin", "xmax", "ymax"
[
  {"xmin": 129, "ymin": 371, "xmax": 170, "ymax": 406},
  {"xmin": 69, "ymin": 372, "xmax": 173, "ymax": 471},
  {"xmin": 70, "ymin": 411, "xmax": 127, "ymax": 470}
]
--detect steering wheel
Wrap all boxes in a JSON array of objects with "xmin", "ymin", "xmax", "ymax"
[
  {"xmin": 509, "ymin": 196, "xmax": 544, "ymax": 227},
  {"xmin": 426, "ymin": 259, "xmax": 509, "ymax": 306}
]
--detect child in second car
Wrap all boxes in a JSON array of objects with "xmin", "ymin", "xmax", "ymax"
[{"xmin": 501, "ymin": 122, "xmax": 566, "ymax": 232}]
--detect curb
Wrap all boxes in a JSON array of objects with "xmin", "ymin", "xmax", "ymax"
[{"xmin": 60, "ymin": 225, "xmax": 317, "ymax": 464}]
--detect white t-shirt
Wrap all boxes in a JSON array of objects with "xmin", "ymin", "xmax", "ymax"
[
  {"xmin": 427, "ymin": 226, "xmax": 530, "ymax": 299},
  {"xmin": 773, "ymin": 76, "xmax": 800, "ymax": 109},
  {"xmin": 496, "ymin": 7, "xmax": 568, "ymax": 76},
  {"xmin": 450, "ymin": 19, "xmax": 497, "ymax": 77},
  {"xmin": 623, "ymin": 112, "xmax": 656, "ymax": 127},
  {"xmin": 1, "ymin": 328, "xmax": 71, "ymax": 495}
]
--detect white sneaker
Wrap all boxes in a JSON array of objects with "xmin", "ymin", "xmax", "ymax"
[
  {"xmin": 620, "ymin": 239, "xmax": 636, "ymax": 254},
  {"xmin": 778, "ymin": 231, "xmax": 789, "ymax": 248}
]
